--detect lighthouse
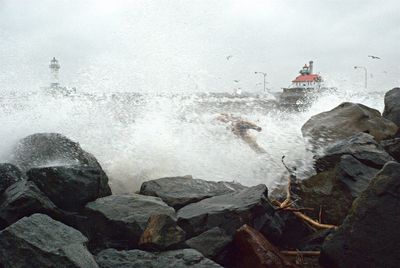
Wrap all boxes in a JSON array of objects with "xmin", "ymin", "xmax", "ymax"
[
  {"xmin": 290, "ymin": 60, "xmax": 322, "ymax": 89},
  {"xmin": 49, "ymin": 57, "xmax": 60, "ymax": 88}
]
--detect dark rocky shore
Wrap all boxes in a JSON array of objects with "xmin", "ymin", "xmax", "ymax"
[{"xmin": 0, "ymin": 88, "xmax": 400, "ymax": 267}]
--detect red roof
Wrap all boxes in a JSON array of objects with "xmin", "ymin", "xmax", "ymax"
[{"xmin": 292, "ymin": 74, "xmax": 320, "ymax": 82}]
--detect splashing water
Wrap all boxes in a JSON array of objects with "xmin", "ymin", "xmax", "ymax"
[{"xmin": 0, "ymin": 86, "xmax": 387, "ymax": 193}]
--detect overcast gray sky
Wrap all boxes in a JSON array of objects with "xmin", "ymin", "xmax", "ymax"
[{"xmin": 0, "ymin": 0, "xmax": 399, "ymax": 92}]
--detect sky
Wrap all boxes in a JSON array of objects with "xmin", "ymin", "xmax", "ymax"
[{"xmin": 0, "ymin": 0, "xmax": 399, "ymax": 93}]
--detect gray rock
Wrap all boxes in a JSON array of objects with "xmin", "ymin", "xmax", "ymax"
[
  {"xmin": 0, "ymin": 163, "xmax": 24, "ymax": 195},
  {"xmin": 139, "ymin": 214, "xmax": 186, "ymax": 251},
  {"xmin": 337, "ymin": 154, "xmax": 379, "ymax": 197},
  {"xmin": 185, "ymin": 227, "xmax": 232, "ymax": 259},
  {"xmin": 95, "ymin": 248, "xmax": 222, "ymax": 268},
  {"xmin": 381, "ymin": 138, "xmax": 400, "ymax": 161},
  {"xmin": 383, "ymin": 87, "xmax": 400, "ymax": 127},
  {"xmin": 140, "ymin": 176, "xmax": 246, "ymax": 209},
  {"xmin": 320, "ymin": 162, "xmax": 400, "ymax": 268},
  {"xmin": 0, "ymin": 213, "xmax": 98, "ymax": 268},
  {"xmin": 84, "ymin": 194, "xmax": 175, "ymax": 250},
  {"xmin": 27, "ymin": 165, "xmax": 111, "ymax": 211},
  {"xmin": 0, "ymin": 180, "xmax": 60, "ymax": 228},
  {"xmin": 177, "ymin": 184, "xmax": 283, "ymax": 240},
  {"xmin": 316, "ymin": 132, "xmax": 394, "ymax": 172},
  {"xmin": 302, "ymin": 102, "xmax": 398, "ymax": 149},
  {"xmin": 10, "ymin": 133, "xmax": 102, "ymax": 172}
]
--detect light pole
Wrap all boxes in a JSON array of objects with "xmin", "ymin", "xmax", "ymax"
[
  {"xmin": 255, "ymin": 71, "xmax": 267, "ymax": 92},
  {"xmin": 354, "ymin": 66, "xmax": 368, "ymax": 89}
]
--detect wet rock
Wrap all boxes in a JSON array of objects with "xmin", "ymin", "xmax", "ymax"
[
  {"xmin": 140, "ymin": 176, "xmax": 247, "ymax": 209},
  {"xmin": 381, "ymin": 137, "xmax": 400, "ymax": 161},
  {"xmin": 10, "ymin": 133, "xmax": 102, "ymax": 172},
  {"xmin": 27, "ymin": 165, "xmax": 111, "ymax": 211},
  {"xmin": 139, "ymin": 214, "xmax": 186, "ymax": 251},
  {"xmin": 185, "ymin": 227, "xmax": 232, "ymax": 259},
  {"xmin": 177, "ymin": 184, "xmax": 284, "ymax": 240},
  {"xmin": 298, "ymin": 229, "xmax": 333, "ymax": 251},
  {"xmin": 383, "ymin": 87, "xmax": 400, "ymax": 127},
  {"xmin": 0, "ymin": 213, "xmax": 98, "ymax": 268},
  {"xmin": 316, "ymin": 132, "xmax": 394, "ymax": 172},
  {"xmin": 0, "ymin": 180, "xmax": 60, "ymax": 229},
  {"xmin": 95, "ymin": 248, "xmax": 222, "ymax": 268},
  {"xmin": 84, "ymin": 194, "xmax": 175, "ymax": 250},
  {"xmin": 320, "ymin": 161, "xmax": 400, "ymax": 268},
  {"xmin": 232, "ymin": 224, "xmax": 297, "ymax": 268},
  {"xmin": 0, "ymin": 163, "xmax": 24, "ymax": 195},
  {"xmin": 302, "ymin": 102, "xmax": 398, "ymax": 149}
]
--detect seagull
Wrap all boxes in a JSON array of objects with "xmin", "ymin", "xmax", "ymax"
[
  {"xmin": 233, "ymin": 80, "xmax": 240, "ymax": 83},
  {"xmin": 368, "ymin": 55, "xmax": 381, "ymax": 59},
  {"xmin": 226, "ymin": 55, "xmax": 233, "ymax": 60}
]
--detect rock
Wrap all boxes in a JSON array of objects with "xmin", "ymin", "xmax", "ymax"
[
  {"xmin": 10, "ymin": 133, "xmax": 102, "ymax": 172},
  {"xmin": 0, "ymin": 180, "xmax": 60, "ymax": 229},
  {"xmin": 381, "ymin": 138, "xmax": 400, "ymax": 161},
  {"xmin": 140, "ymin": 176, "xmax": 247, "ymax": 209},
  {"xmin": 95, "ymin": 248, "xmax": 222, "ymax": 268},
  {"xmin": 185, "ymin": 227, "xmax": 232, "ymax": 259},
  {"xmin": 320, "ymin": 161, "xmax": 400, "ymax": 268},
  {"xmin": 0, "ymin": 163, "xmax": 24, "ymax": 195},
  {"xmin": 336, "ymin": 155, "xmax": 379, "ymax": 197},
  {"xmin": 298, "ymin": 229, "xmax": 333, "ymax": 251},
  {"xmin": 232, "ymin": 224, "xmax": 297, "ymax": 268},
  {"xmin": 177, "ymin": 184, "xmax": 284, "ymax": 240},
  {"xmin": 302, "ymin": 102, "xmax": 398, "ymax": 149},
  {"xmin": 84, "ymin": 194, "xmax": 176, "ymax": 250},
  {"xmin": 139, "ymin": 214, "xmax": 186, "ymax": 251},
  {"xmin": 27, "ymin": 165, "xmax": 111, "ymax": 211},
  {"xmin": 316, "ymin": 132, "xmax": 394, "ymax": 172},
  {"xmin": 383, "ymin": 87, "xmax": 400, "ymax": 127},
  {"xmin": 0, "ymin": 213, "xmax": 98, "ymax": 268}
]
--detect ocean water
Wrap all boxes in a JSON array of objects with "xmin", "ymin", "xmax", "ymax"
[{"xmin": 0, "ymin": 86, "xmax": 386, "ymax": 193}]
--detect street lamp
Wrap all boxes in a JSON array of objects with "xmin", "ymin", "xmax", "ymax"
[
  {"xmin": 255, "ymin": 71, "xmax": 267, "ymax": 92},
  {"xmin": 354, "ymin": 66, "xmax": 368, "ymax": 89}
]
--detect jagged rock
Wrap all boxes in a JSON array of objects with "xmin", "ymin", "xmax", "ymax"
[
  {"xmin": 316, "ymin": 132, "xmax": 394, "ymax": 172},
  {"xmin": 298, "ymin": 229, "xmax": 333, "ymax": 251},
  {"xmin": 0, "ymin": 163, "xmax": 24, "ymax": 194},
  {"xmin": 381, "ymin": 138, "xmax": 400, "ymax": 161},
  {"xmin": 139, "ymin": 214, "xmax": 186, "ymax": 250},
  {"xmin": 84, "ymin": 194, "xmax": 175, "ymax": 250},
  {"xmin": 10, "ymin": 133, "xmax": 102, "ymax": 172},
  {"xmin": 185, "ymin": 227, "xmax": 232, "ymax": 259},
  {"xmin": 177, "ymin": 185, "xmax": 284, "ymax": 240},
  {"xmin": 232, "ymin": 224, "xmax": 297, "ymax": 268},
  {"xmin": 302, "ymin": 102, "xmax": 398, "ymax": 149},
  {"xmin": 0, "ymin": 213, "xmax": 98, "ymax": 268},
  {"xmin": 336, "ymin": 154, "xmax": 379, "ymax": 197},
  {"xmin": 140, "ymin": 176, "xmax": 247, "ymax": 209},
  {"xmin": 95, "ymin": 248, "xmax": 222, "ymax": 268},
  {"xmin": 320, "ymin": 162, "xmax": 400, "ymax": 268},
  {"xmin": 0, "ymin": 180, "xmax": 60, "ymax": 229},
  {"xmin": 383, "ymin": 87, "xmax": 400, "ymax": 128},
  {"xmin": 27, "ymin": 165, "xmax": 111, "ymax": 211}
]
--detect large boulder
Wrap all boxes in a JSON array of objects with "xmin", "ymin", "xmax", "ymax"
[
  {"xmin": 83, "ymin": 194, "xmax": 176, "ymax": 250},
  {"xmin": 302, "ymin": 102, "xmax": 398, "ymax": 149},
  {"xmin": 381, "ymin": 137, "xmax": 400, "ymax": 161},
  {"xmin": 177, "ymin": 185, "xmax": 284, "ymax": 240},
  {"xmin": 383, "ymin": 87, "xmax": 400, "ymax": 127},
  {"xmin": 95, "ymin": 248, "xmax": 222, "ymax": 268},
  {"xmin": 0, "ymin": 213, "xmax": 98, "ymax": 268},
  {"xmin": 0, "ymin": 163, "xmax": 25, "ymax": 194},
  {"xmin": 0, "ymin": 180, "xmax": 60, "ymax": 229},
  {"xmin": 27, "ymin": 165, "xmax": 111, "ymax": 211},
  {"xmin": 140, "ymin": 176, "xmax": 246, "ymax": 209},
  {"xmin": 10, "ymin": 133, "xmax": 102, "ymax": 172},
  {"xmin": 320, "ymin": 162, "xmax": 400, "ymax": 268},
  {"xmin": 139, "ymin": 214, "xmax": 186, "ymax": 251}
]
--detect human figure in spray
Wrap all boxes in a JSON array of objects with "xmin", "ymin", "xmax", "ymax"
[{"xmin": 216, "ymin": 113, "xmax": 266, "ymax": 154}]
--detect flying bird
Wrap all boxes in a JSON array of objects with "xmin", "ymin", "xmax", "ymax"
[
  {"xmin": 368, "ymin": 55, "xmax": 381, "ymax": 59},
  {"xmin": 226, "ymin": 55, "xmax": 233, "ymax": 60},
  {"xmin": 233, "ymin": 80, "xmax": 240, "ymax": 83}
]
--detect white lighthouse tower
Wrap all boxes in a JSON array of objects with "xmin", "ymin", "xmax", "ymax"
[{"xmin": 49, "ymin": 57, "xmax": 60, "ymax": 88}]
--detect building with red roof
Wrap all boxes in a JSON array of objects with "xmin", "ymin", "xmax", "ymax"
[{"xmin": 290, "ymin": 61, "xmax": 322, "ymax": 89}]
